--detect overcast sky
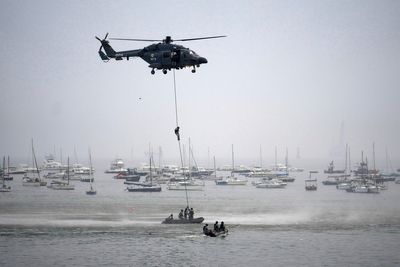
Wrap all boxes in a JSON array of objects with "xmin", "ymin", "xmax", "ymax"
[{"xmin": 1, "ymin": 0, "xmax": 399, "ymax": 167}]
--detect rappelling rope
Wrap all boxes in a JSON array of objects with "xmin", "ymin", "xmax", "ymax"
[{"xmin": 173, "ymin": 69, "xmax": 189, "ymax": 208}]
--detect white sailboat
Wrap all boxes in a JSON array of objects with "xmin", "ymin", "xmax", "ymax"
[
  {"xmin": 48, "ymin": 157, "xmax": 75, "ymax": 190},
  {"xmin": 0, "ymin": 156, "xmax": 11, "ymax": 192},
  {"xmin": 167, "ymin": 140, "xmax": 204, "ymax": 191},
  {"xmin": 127, "ymin": 147, "xmax": 161, "ymax": 192},
  {"xmin": 86, "ymin": 149, "xmax": 97, "ymax": 195},
  {"xmin": 23, "ymin": 140, "xmax": 47, "ymax": 187},
  {"xmin": 215, "ymin": 145, "xmax": 248, "ymax": 185}
]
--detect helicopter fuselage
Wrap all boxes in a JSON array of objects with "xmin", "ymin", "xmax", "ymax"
[{"xmin": 100, "ymin": 42, "xmax": 207, "ymax": 74}]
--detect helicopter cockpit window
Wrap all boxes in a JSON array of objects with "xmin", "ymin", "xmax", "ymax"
[{"xmin": 189, "ymin": 50, "xmax": 197, "ymax": 55}]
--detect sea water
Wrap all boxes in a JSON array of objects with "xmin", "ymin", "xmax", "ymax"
[{"xmin": 1, "ymin": 164, "xmax": 399, "ymax": 266}]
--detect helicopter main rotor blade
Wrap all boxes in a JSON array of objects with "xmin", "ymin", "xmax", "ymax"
[
  {"xmin": 174, "ymin": 35, "xmax": 227, "ymax": 42},
  {"xmin": 109, "ymin": 38, "xmax": 162, "ymax": 42},
  {"xmin": 95, "ymin": 36, "xmax": 102, "ymax": 42}
]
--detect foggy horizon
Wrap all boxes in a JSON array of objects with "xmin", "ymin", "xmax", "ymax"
[{"xmin": 1, "ymin": 1, "xmax": 400, "ymax": 166}]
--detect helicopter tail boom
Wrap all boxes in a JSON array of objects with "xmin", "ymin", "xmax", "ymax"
[{"xmin": 101, "ymin": 42, "xmax": 116, "ymax": 58}]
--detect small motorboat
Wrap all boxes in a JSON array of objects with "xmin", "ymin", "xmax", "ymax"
[
  {"xmin": 162, "ymin": 217, "xmax": 204, "ymax": 224},
  {"xmin": 205, "ymin": 230, "xmax": 228, "ymax": 237}
]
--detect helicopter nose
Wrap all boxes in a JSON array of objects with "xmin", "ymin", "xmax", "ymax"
[{"xmin": 198, "ymin": 57, "xmax": 208, "ymax": 64}]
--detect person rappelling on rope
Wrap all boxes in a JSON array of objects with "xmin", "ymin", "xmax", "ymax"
[{"xmin": 174, "ymin": 126, "xmax": 180, "ymax": 141}]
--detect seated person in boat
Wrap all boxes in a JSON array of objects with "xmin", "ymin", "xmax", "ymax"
[
  {"xmin": 189, "ymin": 208, "xmax": 194, "ymax": 220},
  {"xmin": 178, "ymin": 209, "xmax": 184, "ymax": 220},
  {"xmin": 202, "ymin": 224, "xmax": 216, "ymax": 237},
  {"xmin": 184, "ymin": 206, "xmax": 189, "ymax": 219},
  {"xmin": 219, "ymin": 221, "xmax": 225, "ymax": 232},
  {"xmin": 214, "ymin": 221, "xmax": 219, "ymax": 232},
  {"xmin": 168, "ymin": 214, "xmax": 173, "ymax": 220},
  {"xmin": 203, "ymin": 224, "xmax": 209, "ymax": 235}
]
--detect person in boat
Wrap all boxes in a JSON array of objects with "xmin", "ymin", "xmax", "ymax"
[
  {"xmin": 214, "ymin": 221, "xmax": 219, "ymax": 232},
  {"xmin": 219, "ymin": 221, "xmax": 225, "ymax": 232},
  {"xmin": 168, "ymin": 214, "xmax": 173, "ymax": 220},
  {"xmin": 184, "ymin": 206, "xmax": 189, "ymax": 219},
  {"xmin": 203, "ymin": 224, "xmax": 209, "ymax": 235},
  {"xmin": 189, "ymin": 208, "xmax": 194, "ymax": 220},
  {"xmin": 178, "ymin": 209, "xmax": 184, "ymax": 220}
]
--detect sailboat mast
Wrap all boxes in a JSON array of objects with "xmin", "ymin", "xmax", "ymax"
[
  {"xmin": 188, "ymin": 138, "xmax": 191, "ymax": 179},
  {"xmin": 149, "ymin": 145, "xmax": 152, "ymax": 186},
  {"xmin": 89, "ymin": 148, "xmax": 93, "ymax": 188},
  {"xmin": 372, "ymin": 142, "xmax": 376, "ymax": 172},
  {"xmin": 7, "ymin": 156, "xmax": 10, "ymax": 176},
  {"xmin": 231, "ymin": 144, "xmax": 235, "ymax": 176},
  {"xmin": 32, "ymin": 139, "xmax": 41, "ymax": 181},
  {"xmin": 259, "ymin": 145, "xmax": 262, "ymax": 168},
  {"xmin": 285, "ymin": 147, "xmax": 289, "ymax": 175},
  {"xmin": 345, "ymin": 143, "xmax": 348, "ymax": 175},
  {"xmin": 67, "ymin": 157, "xmax": 70, "ymax": 185},
  {"xmin": 213, "ymin": 156, "xmax": 217, "ymax": 178},
  {"xmin": 348, "ymin": 146, "xmax": 351, "ymax": 173},
  {"xmin": 2, "ymin": 156, "xmax": 5, "ymax": 187}
]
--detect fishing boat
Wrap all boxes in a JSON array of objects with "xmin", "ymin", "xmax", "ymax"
[
  {"xmin": 324, "ymin": 161, "xmax": 345, "ymax": 174},
  {"xmin": 305, "ymin": 171, "xmax": 318, "ymax": 191},
  {"xmin": 86, "ymin": 149, "xmax": 96, "ymax": 195}
]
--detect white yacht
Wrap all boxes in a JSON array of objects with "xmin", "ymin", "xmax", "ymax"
[
  {"xmin": 256, "ymin": 179, "xmax": 286, "ymax": 188},
  {"xmin": 42, "ymin": 154, "xmax": 67, "ymax": 171},
  {"xmin": 105, "ymin": 158, "xmax": 128, "ymax": 173},
  {"xmin": 215, "ymin": 176, "xmax": 248, "ymax": 185},
  {"xmin": 167, "ymin": 180, "xmax": 204, "ymax": 191}
]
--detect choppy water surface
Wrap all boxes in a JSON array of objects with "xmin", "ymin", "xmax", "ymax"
[{"xmin": 1, "ymin": 168, "xmax": 400, "ymax": 266}]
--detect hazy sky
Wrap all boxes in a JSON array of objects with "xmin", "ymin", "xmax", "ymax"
[{"xmin": 1, "ymin": 0, "xmax": 399, "ymax": 166}]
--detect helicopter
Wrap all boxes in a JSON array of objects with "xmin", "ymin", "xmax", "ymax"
[{"xmin": 95, "ymin": 33, "xmax": 226, "ymax": 74}]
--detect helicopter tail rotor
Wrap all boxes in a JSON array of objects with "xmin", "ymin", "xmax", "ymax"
[{"xmin": 95, "ymin": 33, "xmax": 114, "ymax": 61}]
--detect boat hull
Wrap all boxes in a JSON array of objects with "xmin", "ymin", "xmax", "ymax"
[
  {"xmin": 127, "ymin": 186, "xmax": 161, "ymax": 192},
  {"xmin": 162, "ymin": 217, "xmax": 204, "ymax": 224}
]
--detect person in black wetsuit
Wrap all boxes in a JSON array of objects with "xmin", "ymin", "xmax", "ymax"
[
  {"xmin": 178, "ymin": 209, "xmax": 184, "ymax": 219},
  {"xmin": 189, "ymin": 208, "xmax": 194, "ymax": 220},
  {"xmin": 203, "ymin": 224, "xmax": 209, "ymax": 235},
  {"xmin": 219, "ymin": 221, "xmax": 225, "ymax": 232},
  {"xmin": 174, "ymin": 127, "xmax": 180, "ymax": 141},
  {"xmin": 214, "ymin": 221, "xmax": 219, "ymax": 232}
]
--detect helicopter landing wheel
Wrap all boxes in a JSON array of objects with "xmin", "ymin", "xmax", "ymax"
[
  {"xmin": 151, "ymin": 69, "xmax": 155, "ymax": 75},
  {"xmin": 163, "ymin": 69, "xmax": 167, "ymax": 74},
  {"xmin": 191, "ymin": 68, "xmax": 196, "ymax": 73}
]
